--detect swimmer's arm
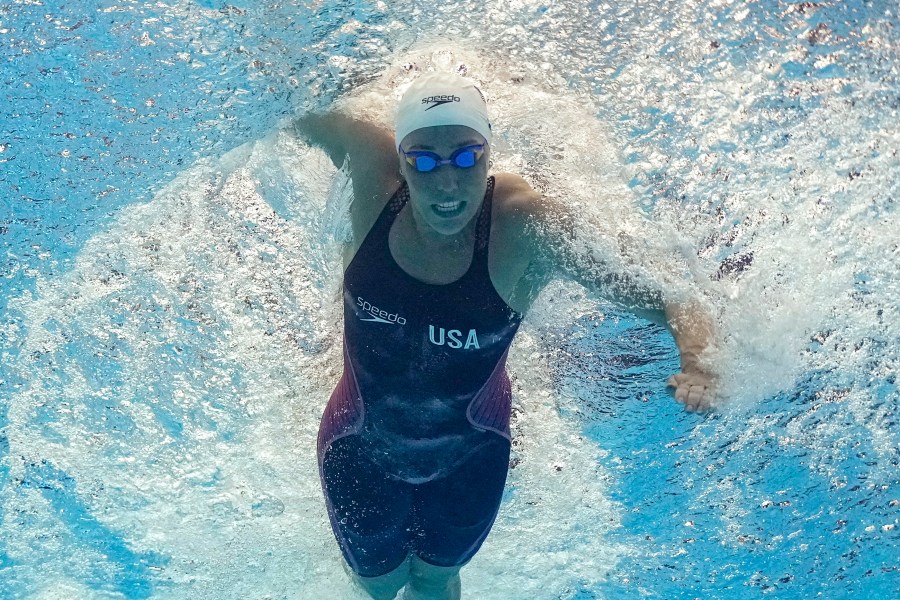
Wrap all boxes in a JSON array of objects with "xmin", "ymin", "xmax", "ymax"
[
  {"xmin": 502, "ymin": 176, "xmax": 665, "ymax": 316},
  {"xmin": 506, "ymin": 177, "xmax": 717, "ymax": 410},
  {"xmin": 292, "ymin": 112, "xmax": 402, "ymax": 232},
  {"xmin": 563, "ymin": 242, "xmax": 717, "ymax": 412},
  {"xmin": 292, "ymin": 112, "xmax": 397, "ymax": 176},
  {"xmin": 661, "ymin": 301, "xmax": 717, "ymax": 411}
]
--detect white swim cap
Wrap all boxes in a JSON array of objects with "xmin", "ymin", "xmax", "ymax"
[{"xmin": 394, "ymin": 72, "xmax": 492, "ymax": 151}]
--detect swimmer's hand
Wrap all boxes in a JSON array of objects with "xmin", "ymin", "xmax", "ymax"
[
  {"xmin": 667, "ymin": 370, "xmax": 716, "ymax": 412},
  {"xmin": 663, "ymin": 301, "xmax": 717, "ymax": 413}
]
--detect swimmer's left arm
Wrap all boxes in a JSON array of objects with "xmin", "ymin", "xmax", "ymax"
[
  {"xmin": 659, "ymin": 302, "xmax": 717, "ymax": 412},
  {"xmin": 501, "ymin": 175, "xmax": 717, "ymax": 411}
]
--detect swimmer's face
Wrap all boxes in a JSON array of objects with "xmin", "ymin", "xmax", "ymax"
[{"xmin": 398, "ymin": 125, "xmax": 490, "ymax": 236}]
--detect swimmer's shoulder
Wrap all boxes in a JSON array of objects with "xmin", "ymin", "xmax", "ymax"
[
  {"xmin": 489, "ymin": 173, "xmax": 546, "ymax": 259},
  {"xmin": 488, "ymin": 172, "xmax": 554, "ymax": 312},
  {"xmin": 491, "ymin": 172, "xmax": 545, "ymax": 225}
]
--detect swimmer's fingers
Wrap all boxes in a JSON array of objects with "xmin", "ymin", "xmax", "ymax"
[{"xmin": 666, "ymin": 373, "xmax": 717, "ymax": 413}]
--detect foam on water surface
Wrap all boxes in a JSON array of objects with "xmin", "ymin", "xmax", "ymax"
[{"xmin": 2, "ymin": 0, "xmax": 898, "ymax": 597}]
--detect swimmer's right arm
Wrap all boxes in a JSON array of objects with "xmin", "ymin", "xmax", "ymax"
[
  {"xmin": 294, "ymin": 111, "xmax": 400, "ymax": 206},
  {"xmin": 292, "ymin": 112, "xmax": 396, "ymax": 172},
  {"xmin": 293, "ymin": 113, "xmax": 352, "ymax": 168},
  {"xmin": 292, "ymin": 112, "xmax": 403, "ymax": 244}
]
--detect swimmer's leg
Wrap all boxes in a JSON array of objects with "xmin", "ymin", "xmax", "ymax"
[
  {"xmin": 320, "ymin": 436, "xmax": 415, "ymax": 595},
  {"xmin": 403, "ymin": 557, "xmax": 461, "ymax": 600},
  {"xmin": 406, "ymin": 434, "xmax": 511, "ymax": 600},
  {"xmin": 350, "ymin": 557, "xmax": 411, "ymax": 600}
]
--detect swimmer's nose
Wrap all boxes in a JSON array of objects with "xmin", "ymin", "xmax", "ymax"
[{"xmin": 432, "ymin": 165, "xmax": 459, "ymax": 193}]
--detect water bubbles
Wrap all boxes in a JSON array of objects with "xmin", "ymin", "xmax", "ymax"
[
  {"xmin": 251, "ymin": 494, "xmax": 285, "ymax": 518},
  {"xmin": 1, "ymin": 0, "xmax": 897, "ymax": 597}
]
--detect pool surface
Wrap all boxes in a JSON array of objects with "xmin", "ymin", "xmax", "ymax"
[{"xmin": 1, "ymin": 1, "xmax": 898, "ymax": 598}]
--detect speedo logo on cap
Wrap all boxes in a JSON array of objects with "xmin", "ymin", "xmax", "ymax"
[{"xmin": 421, "ymin": 95, "xmax": 460, "ymax": 110}]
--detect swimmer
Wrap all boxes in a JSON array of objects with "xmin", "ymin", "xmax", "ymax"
[{"xmin": 294, "ymin": 72, "xmax": 716, "ymax": 600}]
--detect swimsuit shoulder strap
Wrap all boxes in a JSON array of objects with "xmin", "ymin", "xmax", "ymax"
[
  {"xmin": 474, "ymin": 176, "xmax": 496, "ymax": 258},
  {"xmin": 357, "ymin": 181, "xmax": 409, "ymax": 250}
]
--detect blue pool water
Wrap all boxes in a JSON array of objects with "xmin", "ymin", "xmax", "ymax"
[{"xmin": 2, "ymin": 1, "xmax": 898, "ymax": 598}]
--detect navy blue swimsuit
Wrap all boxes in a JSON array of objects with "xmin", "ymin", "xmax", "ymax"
[{"xmin": 318, "ymin": 177, "xmax": 523, "ymax": 576}]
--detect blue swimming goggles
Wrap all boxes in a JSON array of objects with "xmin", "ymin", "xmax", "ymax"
[{"xmin": 399, "ymin": 143, "xmax": 485, "ymax": 172}]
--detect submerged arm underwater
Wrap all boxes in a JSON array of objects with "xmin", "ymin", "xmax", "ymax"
[{"xmin": 503, "ymin": 175, "xmax": 719, "ymax": 412}]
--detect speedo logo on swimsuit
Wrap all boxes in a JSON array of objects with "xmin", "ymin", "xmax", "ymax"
[
  {"xmin": 421, "ymin": 95, "xmax": 460, "ymax": 110},
  {"xmin": 429, "ymin": 325, "xmax": 480, "ymax": 350},
  {"xmin": 357, "ymin": 296, "xmax": 407, "ymax": 325}
]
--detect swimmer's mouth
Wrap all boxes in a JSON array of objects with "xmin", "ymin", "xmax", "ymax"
[{"xmin": 431, "ymin": 200, "xmax": 465, "ymax": 217}]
